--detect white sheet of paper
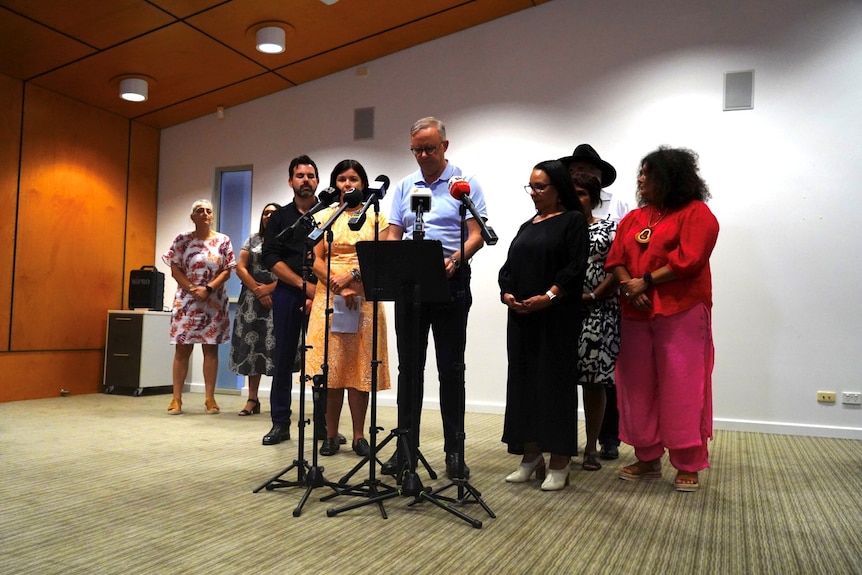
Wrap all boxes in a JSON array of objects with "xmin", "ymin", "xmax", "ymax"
[{"xmin": 330, "ymin": 295, "xmax": 361, "ymax": 333}]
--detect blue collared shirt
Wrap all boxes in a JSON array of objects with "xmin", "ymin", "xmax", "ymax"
[{"xmin": 389, "ymin": 162, "xmax": 488, "ymax": 257}]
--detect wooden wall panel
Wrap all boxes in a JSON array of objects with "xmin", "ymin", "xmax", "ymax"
[
  {"xmin": 123, "ymin": 122, "xmax": 160, "ymax": 309},
  {"xmin": 0, "ymin": 74, "xmax": 23, "ymax": 352},
  {"xmin": 13, "ymin": 85, "xmax": 129, "ymax": 350},
  {"xmin": 0, "ymin": 350, "xmax": 104, "ymax": 401}
]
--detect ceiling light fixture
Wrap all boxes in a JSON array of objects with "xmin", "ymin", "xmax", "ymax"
[
  {"xmin": 119, "ymin": 77, "xmax": 148, "ymax": 102},
  {"xmin": 256, "ymin": 26, "xmax": 285, "ymax": 54},
  {"xmin": 320, "ymin": 0, "xmax": 340, "ymax": 5}
]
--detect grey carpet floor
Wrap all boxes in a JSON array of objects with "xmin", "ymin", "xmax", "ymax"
[{"xmin": 1, "ymin": 393, "xmax": 860, "ymax": 575}]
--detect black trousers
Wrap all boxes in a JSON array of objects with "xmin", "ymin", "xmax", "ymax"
[
  {"xmin": 270, "ymin": 282, "xmax": 304, "ymax": 426},
  {"xmin": 599, "ymin": 385, "xmax": 621, "ymax": 447},
  {"xmin": 394, "ymin": 266, "xmax": 471, "ymax": 454}
]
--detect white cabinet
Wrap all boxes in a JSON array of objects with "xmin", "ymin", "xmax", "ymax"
[{"xmin": 103, "ymin": 310, "xmax": 173, "ymax": 396}]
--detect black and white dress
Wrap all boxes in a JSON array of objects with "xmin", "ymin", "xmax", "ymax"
[
  {"xmin": 578, "ymin": 218, "xmax": 621, "ymax": 387},
  {"xmin": 229, "ymin": 235, "xmax": 276, "ymax": 376}
]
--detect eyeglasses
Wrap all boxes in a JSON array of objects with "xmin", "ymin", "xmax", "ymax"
[
  {"xmin": 524, "ymin": 183, "xmax": 553, "ymax": 194},
  {"xmin": 410, "ymin": 145, "xmax": 439, "ymax": 157}
]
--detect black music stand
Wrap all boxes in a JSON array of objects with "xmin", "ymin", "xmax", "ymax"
[{"xmin": 326, "ymin": 240, "xmax": 482, "ymax": 527}]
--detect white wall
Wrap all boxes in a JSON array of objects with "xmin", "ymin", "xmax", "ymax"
[{"xmin": 157, "ymin": 0, "xmax": 862, "ymax": 439}]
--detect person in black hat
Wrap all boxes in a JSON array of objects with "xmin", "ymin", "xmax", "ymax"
[
  {"xmin": 560, "ymin": 144, "xmax": 628, "ymax": 462},
  {"xmin": 560, "ymin": 144, "xmax": 629, "ymax": 223}
]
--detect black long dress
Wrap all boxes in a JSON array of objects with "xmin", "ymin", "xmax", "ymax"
[{"xmin": 498, "ymin": 210, "xmax": 588, "ymax": 456}]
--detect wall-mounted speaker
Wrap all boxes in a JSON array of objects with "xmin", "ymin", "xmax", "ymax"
[
  {"xmin": 724, "ymin": 70, "xmax": 754, "ymax": 111},
  {"xmin": 354, "ymin": 107, "xmax": 375, "ymax": 140}
]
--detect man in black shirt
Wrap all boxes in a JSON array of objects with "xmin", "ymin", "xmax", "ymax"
[{"xmin": 260, "ymin": 155, "xmax": 320, "ymax": 445}]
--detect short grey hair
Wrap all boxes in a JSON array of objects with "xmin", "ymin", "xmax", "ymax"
[
  {"xmin": 190, "ymin": 199, "xmax": 213, "ymax": 214},
  {"xmin": 410, "ymin": 116, "xmax": 446, "ymax": 140}
]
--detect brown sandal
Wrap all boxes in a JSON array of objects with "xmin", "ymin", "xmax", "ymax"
[
  {"xmin": 618, "ymin": 459, "xmax": 662, "ymax": 481},
  {"xmin": 674, "ymin": 470, "xmax": 699, "ymax": 492}
]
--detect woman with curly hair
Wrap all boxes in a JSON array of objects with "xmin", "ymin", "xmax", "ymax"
[{"xmin": 605, "ymin": 147, "xmax": 719, "ymax": 492}]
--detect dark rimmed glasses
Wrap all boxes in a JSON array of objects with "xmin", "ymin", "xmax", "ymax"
[
  {"xmin": 524, "ymin": 183, "xmax": 553, "ymax": 194},
  {"xmin": 410, "ymin": 145, "xmax": 440, "ymax": 157}
]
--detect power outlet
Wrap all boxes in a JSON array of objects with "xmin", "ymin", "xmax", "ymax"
[
  {"xmin": 842, "ymin": 392, "xmax": 862, "ymax": 405},
  {"xmin": 817, "ymin": 391, "xmax": 836, "ymax": 403}
]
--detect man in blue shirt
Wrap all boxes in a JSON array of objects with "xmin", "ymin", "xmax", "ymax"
[{"xmin": 383, "ymin": 117, "xmax": 489, "ymax": 479}]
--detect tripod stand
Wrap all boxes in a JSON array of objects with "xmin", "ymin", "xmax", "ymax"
[
  {"xmin": 252, "ymin": 214, "xmax": 341, "ymax": 516},
  {"xmin": 314, "ymin": 199, "xmax": 398, "ymax": 517},
  {"xmin": 325, "ymin": 240, "xmax": 482, "ymax": 527},
  {"xmin": 424, "ymin": 204, "xmax": 495, "ymax": 521}
]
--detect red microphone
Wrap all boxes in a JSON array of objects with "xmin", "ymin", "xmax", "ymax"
[
  {"xmin": 447, "ymin": 177, "xmax": 498, "ymax": 245},
  {"xmin": 449, "ymin": 176, "xmax": 472, "ymax": 200}
]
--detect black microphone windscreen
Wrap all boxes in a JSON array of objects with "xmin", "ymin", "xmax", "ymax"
[
  {"xmin": 369, "ymin": 175, "xmax": 390, "ymax": 199},
  {"xmin": 344, "ymin": 187, "xmax": 364, "ymax": 208},
  {"xmin": 318, "ymin": 187, "xmax": 338, "ymax": 204}
]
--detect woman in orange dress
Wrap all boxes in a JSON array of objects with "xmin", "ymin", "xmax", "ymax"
[{"xmin": 304, "ymin": 159, "xmax": 391, "ymax": 457}]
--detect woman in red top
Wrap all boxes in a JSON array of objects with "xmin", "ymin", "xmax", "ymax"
[{"xmin": 605, "ymin": 147, "xmax": 718, "ymax": 492}]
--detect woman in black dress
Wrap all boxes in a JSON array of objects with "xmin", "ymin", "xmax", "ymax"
[{"xmin": 499, "ymin": 159, "xmax": 588, "ymax": 491}]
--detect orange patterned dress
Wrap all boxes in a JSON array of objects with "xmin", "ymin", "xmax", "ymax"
[{"xmin": 303, "ymin": 207, "xmax": 391, "ymax": 392}]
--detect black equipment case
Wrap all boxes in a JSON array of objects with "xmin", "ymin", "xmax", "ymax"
[{"xmin": 128, "ymin": 265, "xmax": 165, "ymax": 310}]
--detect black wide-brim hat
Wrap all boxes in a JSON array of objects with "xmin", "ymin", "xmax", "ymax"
[{"xmin": 559, "ymin": 143, "xmax": 617, "ymax": 188}]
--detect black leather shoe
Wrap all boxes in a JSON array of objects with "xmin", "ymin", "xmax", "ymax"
[
  {"xmin": 319, "ymin": 437, "xmax": 340, "ymax": 456},
  {"xmin": 599, "ymin": 444, "xmax": 619, "ymax": 460},
  {"xmin": 352, "ymin": 438, "xmax": 370, "ymax": 457},
  {"xmin": 380, "ymin": 452, "xmax": 400, "ymax": 476},
  {"xmin": 445, "ymin": 452, "xmax": 470, "ymax": 479},
  {"xmin": 262, "ymin": 423, "xmax": 290, "ymax": 445},
  {"xmin": 315, "ymin": 426, "xmax": 347, "ymax": 445}
]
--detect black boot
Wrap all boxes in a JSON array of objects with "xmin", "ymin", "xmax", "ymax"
[{"xmin": 262, "ymin": 423, "xmax": 290, "ymax": 445}]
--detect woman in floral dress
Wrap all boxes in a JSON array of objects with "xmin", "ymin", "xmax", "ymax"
[{"xmin": 162, "ymin": 199, "xmax": 236, "ymax": 415}]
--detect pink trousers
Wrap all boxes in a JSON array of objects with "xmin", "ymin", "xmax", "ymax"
[{"xmin": 616, "ymin": 303, "xmax": 714, "ymax": 473}]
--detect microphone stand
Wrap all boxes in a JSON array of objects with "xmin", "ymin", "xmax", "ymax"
[
  {"xmin": 324, "ymin": 196, "xmax": 399, "ymax": 518},
  {"xmin": 423, "ymin": 204, "xmax": 496, "ymax": 525},
  {"xmin": 253, "ymin": 240, "xmax": 340, "ymax": 516}
]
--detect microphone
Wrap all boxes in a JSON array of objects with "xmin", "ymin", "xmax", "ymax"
[
  {"xmin": 275, "ymin": 187, "xmax": 339, "ymax": 239},
  {"xmin": 307, "ymin": 187, "xmax": 364, "ymax": 245},
  {"xmin": 306, "ymin": 186, "xmax": 340, "ymax": 219},
  {"xmin": 448, "ymin": 177, "xmax": 498, "ymax": 245},
  {"xmin": 348, "ymin": 175, "xmax": 389, "ymax": 231},
  {"xmin": 411, "ymin": 188, "xmax": 431, "ymax": 239}
]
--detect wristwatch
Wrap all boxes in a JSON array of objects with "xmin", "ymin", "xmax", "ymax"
[{"xmin": 545, "ymin": 290, "xmax": 557, "ymax": 302}]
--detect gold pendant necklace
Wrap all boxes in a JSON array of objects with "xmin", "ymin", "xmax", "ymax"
[{"xmin": 635, "ymin": 207, "xmax": 665, "ymax": 244}]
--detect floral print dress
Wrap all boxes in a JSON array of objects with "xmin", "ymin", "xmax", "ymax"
[{"xmin": 162, "ymin": 231, "xmax": 236, "ymax": 345}]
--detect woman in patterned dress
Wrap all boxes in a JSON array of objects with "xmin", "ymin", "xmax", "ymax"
[
  {"xmin": 162, "ymin": 199, "xmax": 236, "ymax": 415},
  {"xmin": 573, "ymin": 173, "xmax": 621, "ymax": 471},
  {"xmin": 304, "ymin": 160, "xmax": 391, "ymax": 457},
  {"xmin": 229, "ymin": 203, "xmax": 280, "ymax": 416}
]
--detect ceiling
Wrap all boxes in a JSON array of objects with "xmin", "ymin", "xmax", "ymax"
[{"xmin": 0, "ymin": 0, "xmax": 546, "ymax": 129}]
